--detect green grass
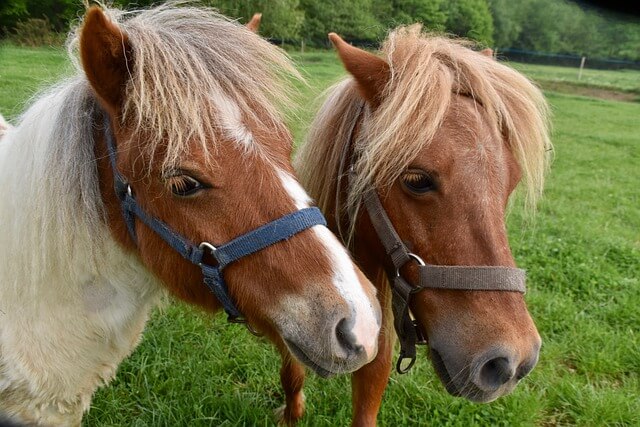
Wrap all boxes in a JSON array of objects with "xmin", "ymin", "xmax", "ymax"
[
  {"xmin": 1, "ymin": 45, "xmax": 638, "ymax": 426},
  {"xmin": 0, "ymin": 44, "xmax": 73, "ymax": 119},
  {"xmin": 508, "ymin": 62, "xmax": 640, "ymax": 94}
]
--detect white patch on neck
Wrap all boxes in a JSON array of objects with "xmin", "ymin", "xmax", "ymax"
[
  {"xmin": 82, "ymin": 275, "xmax": 118, "ymax": 313},
  {"xmin": 216, "ymin": 93, "xmax": 254, "ymax": 150},
  {"xmin": 277, "ymin": 169, "xmax": 379, "ymax": 359}
]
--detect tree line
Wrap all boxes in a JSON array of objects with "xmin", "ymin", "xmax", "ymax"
[{"xmin": 1, "ymin": 0, "xmax": 639, "ymax": 61}]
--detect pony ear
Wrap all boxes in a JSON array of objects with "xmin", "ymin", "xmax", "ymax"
[
  {"xmin": 328, "ymin": 32, "xmax": 390, "ymax": 107},
  {"xmin": 79, "ymin": 6, "xmax": 133, "ymax": 111},
  {"xmin": 480, "ymin": 48, "xmax": 495, "ymax": 59},
  {"xmin": 246, "ymin": 13, "xmax": 262, "ymax": 33}
]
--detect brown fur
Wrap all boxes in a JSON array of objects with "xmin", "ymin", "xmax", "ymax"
[
  {"xmin": 246, "ymin": 13, "xmax": 262, "ymax": 33},
  {"xmin": 79, "ymin": 5, "xmax": 335, "ymax": 334},
  {"xmin": 480, "ymin": 47, "xmax": 494, "ymax": 58},
  {"xmin": 329, "ymin": 33, "xmax": 390, "ymax": 108},
  {"xmin": 290, "ymin": 28, "xmax": 551, "ymax": 425},
  {"xmin": 1, "ymin": 5, "xmax": 381, "ymax": 425},
  {"xmin": 80, "ymin": 7, "xmax": 132, "ymax": 113}
]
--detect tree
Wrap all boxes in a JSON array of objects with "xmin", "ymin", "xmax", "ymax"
[
  {"xmin": 212, "ymin": 0, "xmax": 304, "ymax": 40},
  {"xmin": 300, "ymin": 0, "xmax": 381, "ymax": 42},
  {"xmin": 443, "ymin": 0, "xmax": 494, "ymax": 46},
  {"xmin": 24, "ymin": 0, "xmax": 82, "ymax": 32},
  {"xmin": 0, "ymin": 0, "xmax": 27, "ymax": 36},
  {"xmin": 375, "ymin": 0, "xmax": 447, "ymax": 31},
  {"xmin": 488, "ymin": 0, "xmax": 524, "ymax": 47}
]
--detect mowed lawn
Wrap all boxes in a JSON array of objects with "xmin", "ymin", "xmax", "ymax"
[{"xmin": 1, "ymin": 44, "xmax": 638, "ymax": 426}]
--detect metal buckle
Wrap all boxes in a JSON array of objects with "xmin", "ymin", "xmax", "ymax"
[{"xmin": 198, "ymin": 242, "xmax": 217, "ymax": 266}]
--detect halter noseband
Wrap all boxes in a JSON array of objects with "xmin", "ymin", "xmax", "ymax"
[
  {"xmin": 338, "ymin": 101, "xmax": 526, "ymax": 373},
  {"xmin": 103, "ymin": 112, "xmax": 326, "ymax": 330}
]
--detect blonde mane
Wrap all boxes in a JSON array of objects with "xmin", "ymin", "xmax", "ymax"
[
  {"xmin": 297, "ymin": 25, "xmax": 552, "ymax": 234},
  {"xmin": 68, "ymin": 2, "xmax": 301, "ymax": 170}
]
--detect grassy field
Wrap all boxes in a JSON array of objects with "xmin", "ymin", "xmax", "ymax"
[
  {"xmin": 510, "ymin": 62, "xmax": 640, "ymax": 94},
  {"xmin": 1, "ymin": 44, "xmax": 639, "ymax": 426}
]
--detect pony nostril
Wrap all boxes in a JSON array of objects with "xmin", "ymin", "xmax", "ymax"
[
  {"xmin": 516, "ymin": 358, "xmax": 537, "ymax": 380},
  {"xmin": 335, "ymin": 318, "xmax": 364, "ymax": 356},
  {"xmin": 517, "ymin": 341, "xmax": 541, "ymax": 380},
  {"xmin": 477, "ymin": 357, "xmax": 514, "ymax": 391}
]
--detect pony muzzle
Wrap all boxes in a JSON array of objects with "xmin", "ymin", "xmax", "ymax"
[
  {"xmin": 429, "ymin": 339, "xmax": 541, "ymax": 402},
  {"xmin": 281, "ymin": 308, "xmax": 380, "ymax": 377},
  {"xmin": 275, "ymin": 279, "xmax": 381, "ymax": 377}
]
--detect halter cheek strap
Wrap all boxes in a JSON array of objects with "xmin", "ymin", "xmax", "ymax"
[
  {"xmin": 102, "ymin": 112, "xmax": 327, "ymax": 324},
  {"xmin": 362, "ymin": 189, "xmax": 525, "ymax": 373}
]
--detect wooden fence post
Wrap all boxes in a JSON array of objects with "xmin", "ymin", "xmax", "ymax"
[{"xmin": 578, "ymin": 56, "xmax": 586, "ymax": 80}]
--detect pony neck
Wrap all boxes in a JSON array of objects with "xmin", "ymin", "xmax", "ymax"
[{"xmin": 0, "ymin": 79, "xmax": 162, "ymax": 422}]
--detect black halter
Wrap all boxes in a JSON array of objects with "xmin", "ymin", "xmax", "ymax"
[
  {"xmin": 103, "ymin": 112, "xmax": 326, "ymax": 326},
  {"xmin": 338, "ymin": 101, "xmax": 526, "ymax": 373}
]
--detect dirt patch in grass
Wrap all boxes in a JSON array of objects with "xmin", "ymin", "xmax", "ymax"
[{"xmin": 539, "ymin": 80, "xmax": 640, "ymax": 102}]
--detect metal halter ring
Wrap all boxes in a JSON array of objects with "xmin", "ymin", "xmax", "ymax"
[
  {"xmin": 198, "ymin": 242, "xmax": 218, "ymax": 266},
  {"xmin": 395, "ymin": 252, "xmax": 426, "ymax": 278}
]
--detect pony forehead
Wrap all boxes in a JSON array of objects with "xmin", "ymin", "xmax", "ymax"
[
  {"xmin": 68, "ymin": 4, "xmax": 299, "ymax": 169},
  {"xmin": 356, "ymin": 25, "xmax": 551, "ymax": 209}
]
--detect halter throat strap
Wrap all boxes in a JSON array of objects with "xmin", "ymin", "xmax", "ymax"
[{"xmin": 102, "ymin": 112, "xmax": 327, "ymax": 323}]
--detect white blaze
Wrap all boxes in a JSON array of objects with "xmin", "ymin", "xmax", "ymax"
[
  {"xmin": 216, "ymin": 93, "xmax": 254, "ymax": 149},
  {"xmin": 277, "ymin": 170, "xmax": 380, "ymax": 359}
]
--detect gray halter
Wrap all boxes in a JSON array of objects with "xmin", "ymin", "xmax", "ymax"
[{"xmin": 336, "ymin": 101, "xmax": 526, "ymax": 373}]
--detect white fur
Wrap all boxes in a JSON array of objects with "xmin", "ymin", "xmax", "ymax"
[
  {"xmin": 0, "ymin": 82, "xmax": 163, "ymax": 425},
  {"xmin": 216, "ymin": 92, "xmax": 255, "ymax": 150},
  {"xmin": 0, "ymin": 113, "xmax": 11, "ymax": 139},
  {"xmin": 312, "ymin": 226, "xmax": 380, "ymax": 360},
  {"xmin": 277, "ymin": 170, "xmax": 379, "ymax": 360},
  {"xmin": 277, "ymin": 170, "xmax": 312, "ymax": 210},
  {"xmin": 0, "ymin": 4, "xmax": 377, "ymax": 422}
]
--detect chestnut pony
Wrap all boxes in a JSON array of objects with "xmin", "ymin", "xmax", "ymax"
[
  {"xmin": 0, "ymin": 5, "xmax": 381, "ymax": 425},
  {"xmin": 291, "ymin": 26, "xmax": 552, "ymax": 425}
]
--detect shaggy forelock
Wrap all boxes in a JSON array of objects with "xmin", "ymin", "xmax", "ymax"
[{"xmin": 68, "ymin": 2, "xmax": 301, "ymax": 171}]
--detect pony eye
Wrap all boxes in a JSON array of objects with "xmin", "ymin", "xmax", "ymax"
[
  {"xmin": 402, "ymin": 171, "xmax": 437, "ymax": 195},
  {"xmin": 169, "ymin": 175, "xmax": 204, "ymax": 197}
]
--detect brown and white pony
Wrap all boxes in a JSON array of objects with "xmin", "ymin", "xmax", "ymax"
[
  {"xmin": 0, "ymin": 5, "xmax": 380, "ymax": 425},
  {"xmin": 290, "ymin": 26, "xmax": 552, "ymax": 425}
]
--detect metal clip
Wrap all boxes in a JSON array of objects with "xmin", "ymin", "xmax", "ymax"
[
  {"xmin": 396, "ymin": 351, "xmax": 417, "ymax": 374},
  {"xmin": 228, "ymin": 315, "xmax": 262, "ymax": 337}
]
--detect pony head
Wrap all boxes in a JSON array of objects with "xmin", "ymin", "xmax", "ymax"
[
  {"xmin": 77, "ymin": 5, "xmax": 381, "ymax": 376},
  {"xmin": 299, "ymin": 26, "xmax": 551, "ymax": 401}
]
